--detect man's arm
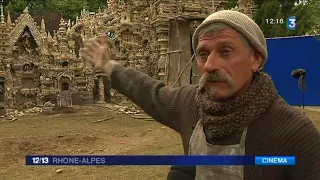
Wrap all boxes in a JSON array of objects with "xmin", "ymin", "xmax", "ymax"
[
  {"xmin": 289, "ymin": 116, "xmax": 320, "ymax": 180},
  {"xmin": 110, "ymin": 64, "xmax": 195, "ymax": 132},
  {"xmin": 167, "ymin": 166, "xmax": 196, "ymax": 180},
  {"xmin": 81, "ymin": 36, "xmax": 196, "ymax": 132}
]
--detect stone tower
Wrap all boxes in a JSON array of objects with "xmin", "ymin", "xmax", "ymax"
[
  {"xmin": 0, "ymin": 3, "xmax": 10, "ymax": 54},
  {"xmin": 107, "ymin": 0, "xmax": 118, "ymax": 14},
  {"xmin": 57, "ymin": 18, "xmax": 69, "ymax": 53}
]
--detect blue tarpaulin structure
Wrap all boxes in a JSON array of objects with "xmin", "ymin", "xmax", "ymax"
[{"xmin": 264, "ymin": 35, "xmax": 320, "ymax": 106}]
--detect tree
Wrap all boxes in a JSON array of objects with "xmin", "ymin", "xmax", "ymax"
[
  {"xmin": 290, "ymin": 3, "xmax": 313, "ymax": 36},
  {"xmin": 2, "ymin": 0, "xmax": 10, "ymax": 6},
  {"xmin": 49, "ymin": 0, "xmax": 89, "ymax": 20},
  {"xmin": 277, "ymin": 0, "xmax": 297, "ymax": 16},
  {"xmin": 5, "ymin": 0, "xmax": 28, "ymax": 13},
  {"xmin": 225, "ymin": 0, "xmax": 238, "ymax": 9},
  {"xmin": 253, "ymin": 0, "xmax": 317, "ymax": 37},
  {"xmin": 254, "ymin": 0, "xmax": 282, "ymax": 37},
  {"xmin": 3, "ymin": 0, "xmax": 106, "ymax": 35},
  {"xmin": 308, "ymin": 0, "xmax": 320, "ymax": 33},
  {"xmin": 87, "ymin": 0, "xmax": 107, "ymax": 12},
  {"xmin": 269, "ymin": 9, "xmax": 287, "ymax": 37},
  {"xmin": 4, "ymin": 0, "xmax": 107, "ymax": 21}
]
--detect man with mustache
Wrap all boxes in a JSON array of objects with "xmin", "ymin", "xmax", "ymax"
[{"xmin": 82, "ymin": 10, "xmax": 320, "ymax": 180}]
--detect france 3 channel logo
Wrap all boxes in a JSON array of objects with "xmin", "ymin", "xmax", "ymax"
[{"xmin": 286, "ymin": 16, "xmax": 296, "ymax": 30}]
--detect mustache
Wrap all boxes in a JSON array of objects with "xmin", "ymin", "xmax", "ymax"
[{"xmin": 199, "ymin": 71, "xmax": 233, "ymax": 89}]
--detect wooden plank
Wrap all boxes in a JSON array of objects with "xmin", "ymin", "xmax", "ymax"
[
  {"xmin": 178, "ymin": 20, "xmax": 192, "ymax": 86},
  {"xmin": 166, "ymin": 50, "xmax": 184, "ymax": 54},
  {"xmin": 191, "ymin": 52, "xmax": 200, "ymax": 85},
  {"xmin": 167, "ymin": 20, "xmax": 180, "ymax": 86},
  {"xmin": 167, "ymin": 20, "xmax": 192, "ymax": 87},
  {"xmin": 171, "ymin": 54, "xmax": 195, "ymax": 88}
]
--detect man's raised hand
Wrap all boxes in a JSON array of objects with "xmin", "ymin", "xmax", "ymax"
[{"xmin": 81, "ymin": 35, "xmax": 118, "ymax": 75}]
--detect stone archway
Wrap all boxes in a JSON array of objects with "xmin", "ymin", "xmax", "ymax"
[
  {"xmin": 93, "ymin": 75, "xmax": 110, "ymax": 103},
  {"xmin": 62, "ymin": 61, "xmax": 68, "ymax": 68},
  {"xmin": 58, "ymin": 75, "xmax": 72, "ymax": 106},
  {"xmin": 13, "ymin": 26, "xmax": 39, "ymax": 54},
  {"xmin": 61, "ymin": 82, "xmax": 69, "ymax": 90}
]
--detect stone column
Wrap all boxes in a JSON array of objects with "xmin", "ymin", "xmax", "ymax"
[
  {"xmin": 98, "ymin": 76, "xmax": 105, "ymax": 103},
  {"xmin": 151, "ymin": 17, "xmax": 170, "ymax": 83},
  {"xmin": 36, "ymin": 91, "xmax": 42, "ymax": 106}
]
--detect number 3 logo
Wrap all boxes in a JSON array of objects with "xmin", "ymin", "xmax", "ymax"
[
  {"xmin": 286, "ymin": 16, "xmax": 296, "ymax": 30},
  {"xmin": 289, "ymin": 19, "xmax": 296, "ymax": 28}
]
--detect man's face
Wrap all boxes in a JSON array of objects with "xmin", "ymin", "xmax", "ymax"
[{"xmin": 196, "ymin": 28, "xmax": 262, "ymax": 101}]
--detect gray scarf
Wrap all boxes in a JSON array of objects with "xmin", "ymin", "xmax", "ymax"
[{"xmin": 196, "ymin": 72, "xmax": 279, "ymax": 139}]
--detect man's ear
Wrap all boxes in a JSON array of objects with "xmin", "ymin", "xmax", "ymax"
[{"xmin": 251, "ymin": 52, "xmax": 263, "ymax": 72}]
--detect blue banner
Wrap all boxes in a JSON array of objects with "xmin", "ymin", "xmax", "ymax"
[
  {"xmin": 25, "ymin": 155, "xmax": 295, "ymax": 166},
  {"xmin": 255, "ymin": 156, "xmax": 295, "ymax": 166}
]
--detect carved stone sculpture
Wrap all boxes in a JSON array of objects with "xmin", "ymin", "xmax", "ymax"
[{"xmin": 0, "ymin": 0, "xmax": 254, "ymax": 108}]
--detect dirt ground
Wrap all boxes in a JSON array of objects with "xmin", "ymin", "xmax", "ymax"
[{"xmin": 0, "ymin": 105, "xmax": 319, "ymax": 180}]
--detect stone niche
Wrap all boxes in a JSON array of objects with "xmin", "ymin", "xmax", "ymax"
[
  {"xmin": 120, "ymin": 12, "xmax": 131, "ymax": 24},
  {"xmin": 14, "ymin": 27, "xmax": 38, "ymax": 55},
  {"xmin": 121, "ymin": 28, "xmax": 133, "ymax": 42}
]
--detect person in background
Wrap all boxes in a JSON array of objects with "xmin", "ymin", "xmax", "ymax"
[{"xmin": 82, "ymin": 10, "xmax": 320, "ymax": 180}]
